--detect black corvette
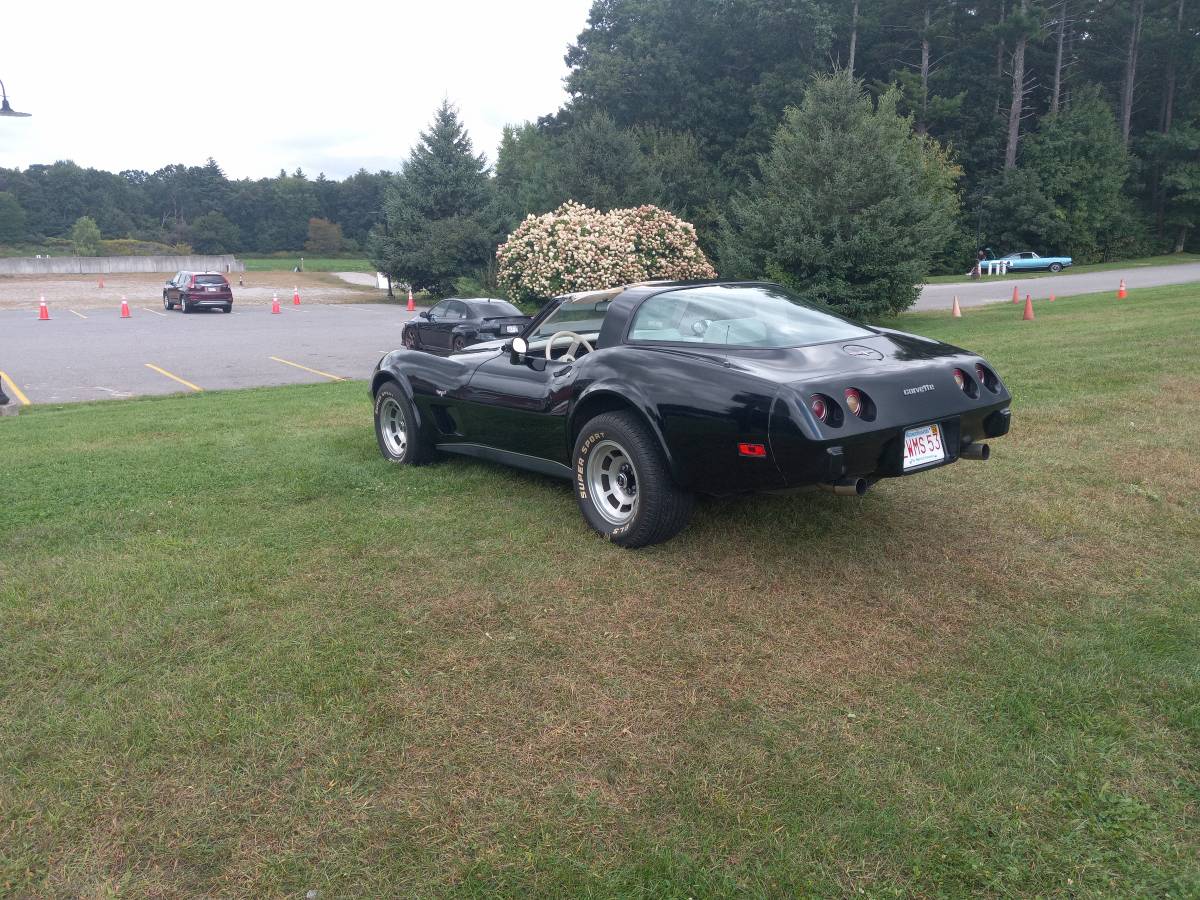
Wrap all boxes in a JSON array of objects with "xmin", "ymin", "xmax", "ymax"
[
  {"xmin": 402, "ymin": 297, "xmax": 531, "ymax": 354},
  {"xmin": 371, "ymin": 281, "xmax": 1012, "ymax": 547}
]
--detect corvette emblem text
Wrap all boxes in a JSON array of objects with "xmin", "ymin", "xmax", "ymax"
[{"xmin": 903, "ymin": 384, "xmax": 936, "ymax": 395}]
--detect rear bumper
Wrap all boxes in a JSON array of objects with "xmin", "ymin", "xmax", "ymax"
[{"xmin": 769, "ymin": 399, "xmax": 1011, "ymax": 486}]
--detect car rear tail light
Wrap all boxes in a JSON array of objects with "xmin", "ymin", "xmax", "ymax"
[
  {"xmin": 737, "ymin": 442, "xmax": 767, "ymax": 458},
  {"xmin": 953, "ymin": 367, "xmax": 979, "ymax": 398},
  {"xmin": 844, "ymin": 388, "xmax": 863, "ymax": 417},
  {"xmin": 810, "ymin": 395, "xmax": 828, "ymax": 422},
  {"xmin": 975, "ymin": 364, "xmax": 997, "ymax": 392}
]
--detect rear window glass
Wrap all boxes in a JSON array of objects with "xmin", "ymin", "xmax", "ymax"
[
  {"xmin": 194, "ymin": 275, "xmax": 228, "ymax": 285},
  {"xmin": 472, "ymin": 300, "xmax": 523, "ymax": 317},
  {"xmin": 629, "ymin": 284, "xmax": 873, "ymax": 348}
]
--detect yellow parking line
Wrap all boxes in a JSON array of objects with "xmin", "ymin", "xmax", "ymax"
[
  {"xmin": 145, "ymin": 363, "xmax": 202, "ymax": 393},
  {"xmin": 0, "ymin": 370, "xmax": 31, "ymax": 406},
  {"xmin": 142, "ymin": 307, "xmax": 167, "ymax": 317},
  {"xmin": 269, "ymin": 356, "xmax": 345, "ymax": 381},
  {"xmin": 68, "ymin": 309, "xmax": 88, "ymax": 319}
]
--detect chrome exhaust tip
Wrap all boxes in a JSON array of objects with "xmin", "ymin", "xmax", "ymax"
[
  {"xmin": 960, "ymin": 442, "xmax": 990, "ymax": 460},
  {"xmin": 819, "ymin": 477, "xmax": 868, "ymax": 496}
]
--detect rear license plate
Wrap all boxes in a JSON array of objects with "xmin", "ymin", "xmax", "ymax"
[
  {"xmin": 206, "ymin": 286, "xmax": 218, "ymax": 292},
  {"xmin": 902, "ymin": 423, "xmax": 945, "ymax": 470},
  {"xmin": 505, "ymin": 325, "xmax": 520, "ymax": 333}
]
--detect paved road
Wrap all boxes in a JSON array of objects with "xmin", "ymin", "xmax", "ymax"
[
  {"xmin": 0, "ymin": 303, "xmax": 419, "ymax": 405},
  {"xmin": 915, "ymin": 261, "xmax": 1200, "ymax": 310}
]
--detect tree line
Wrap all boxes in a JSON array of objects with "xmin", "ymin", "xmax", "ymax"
[
  {"xmin": 0, "ymin": 159, "xmax": 391, "ymax": 255},
  {"xmin": 3, "ymin": 0, "xmax": 1197, "ymax": 303}
]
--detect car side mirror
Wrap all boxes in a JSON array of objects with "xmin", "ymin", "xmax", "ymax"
[
  {"xmin": 419, "ymin": 311, "xmax": 430, "ymax": 319},
  {"xmin": 507, "ymin": 336, "xmax": 528, "ymax": 361}
]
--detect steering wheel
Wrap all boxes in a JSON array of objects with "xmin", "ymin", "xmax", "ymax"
[{"xmin": 545, "ymin": 330, "xmax": 594, "ymax": 362}]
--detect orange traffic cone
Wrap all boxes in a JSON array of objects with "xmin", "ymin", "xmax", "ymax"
[
  {"xmin": 951, "ymin": 295, "xmax": 962, "ymax": 318},
  {"xmin": 1117, "ymin": 279, "xmax": 1127, "ymax": 299},
  {"xmin": 120, "ymin": 297, "xmax": 131, "ymax": 318},
  {"xmin": 1049, "ymin": 292, "xmax": 1055, "ymax": 302},
  {"xmin": 1022, "ymin": 294, "xmax": 1035, "ymax": 321},
  {"xmin": 271, "ymin": 294, "xmax": 281, "ymax": 314},
  {"xmin": 406, "ymin": 288, "xmax": 415, "ymax": 313},
  {"xmin": 38, "ymin": 296, "xmax": 50, "ymax": 320},
  {"xmin": 98, "ymin": 276, "xmax": 105, "ymax": 289},
  {"xmin": 1011, "ymin": 284, "xmax": 1020, "ymax": 303},
  {"xmin": 293, "ymin": 286, "xmax": 301, "ymax": 306}
]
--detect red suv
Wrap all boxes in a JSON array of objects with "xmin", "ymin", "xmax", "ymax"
[{"xmin": 163, "ymin": 271, "xmax": 234, "ymax": 313}]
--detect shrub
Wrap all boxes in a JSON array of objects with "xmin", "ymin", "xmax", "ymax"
[{"xmin": 496, "ymin": 201, "xmax": 716, "ymax": 303}]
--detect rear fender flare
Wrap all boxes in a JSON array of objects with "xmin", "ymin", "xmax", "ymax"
[{"xmin": 568, "ymin": 385, "xmax": 683, "ymax": 484}]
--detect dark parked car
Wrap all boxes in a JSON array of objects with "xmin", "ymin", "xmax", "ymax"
[
  {"xmin": 163, "ymin": 271, "xmax": 233, "ymax": 313},
  {"xmin": 401, "ymin": 298, "xmax": 531, "ymax": 354},
  {"xmin": 371, "ymin": 281, "xmax": 1012, "ymax": 548}
]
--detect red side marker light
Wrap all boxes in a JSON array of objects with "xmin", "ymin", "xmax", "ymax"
[{"xmin": 738, "ymin": 442, "xmax": 767, "ymax": 458}]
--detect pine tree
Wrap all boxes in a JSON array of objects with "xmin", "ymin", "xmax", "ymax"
[
  {"xmin": 369, "ymin": 101, "xmax": 497, "ymax": 295},
  {"xmin": 719, "ymin": 73, "xmax": 961, "ymax": 318}
]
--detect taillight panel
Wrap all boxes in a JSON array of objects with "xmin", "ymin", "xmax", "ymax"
[
  {"xmin": 975, "ymin": 363, "xmax": 999, "ymax": 392},
  {"xmin": 953, "ymin": 368, "xmax": 979, "ymax": 398},
  {"xmin": 809, "ymin": 393, "xmax": 844, "ymax": 427},
  {"xmin": 843, "ymin": 387, "xmax": 876, "ymax": 421}
]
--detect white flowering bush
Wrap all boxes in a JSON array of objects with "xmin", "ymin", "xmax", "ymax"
[{"xmin": 496, "ymin": 201, "xmax": 717, "ymax": 303}]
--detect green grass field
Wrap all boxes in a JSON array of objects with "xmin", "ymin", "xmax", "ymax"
[
  {"xmin": 240, "ymin": 256, "xmax": 375, "ymax": 273},
  {"xmin": 2, "ymin": 285, "xmax": 1198, "ymax": 896},
  {"xmin": 925, "ymin": 252, "xmax": 1200, "ymax": 285}
]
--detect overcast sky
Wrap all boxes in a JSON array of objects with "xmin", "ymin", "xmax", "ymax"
[{"xmin": 0, "ymin": 0, "xmax": 594, "ymax": 180}]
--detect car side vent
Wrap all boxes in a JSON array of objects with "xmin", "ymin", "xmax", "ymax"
[{"xmin": 431, "ymin": 405, "xmax": 460, "ymax": 436}]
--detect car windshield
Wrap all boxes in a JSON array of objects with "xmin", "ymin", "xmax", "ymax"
[
  {"xmin": 527, "ymin": 292, "xmax": 617, "ymax": 344},
  {"xmin": 627, "ymin": 284, "xmax": 874, "ymax": 348}
]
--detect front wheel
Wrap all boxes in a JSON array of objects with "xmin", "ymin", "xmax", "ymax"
[
  {"xmin": 163, "ymin": 294, "xmax": 174, "ymax": 310},
  {"xmin": 1049, "ymin": 263, "xmax": 1063, "ymax": 273},
  {"xmin": 573, "ymin": 411, "xmax": 693, "ymax": 548},
  {"xmin": 374, "ymin": 382, "xmax": 432, "ymax": 465}
]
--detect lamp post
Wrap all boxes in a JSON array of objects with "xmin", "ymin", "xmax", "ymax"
[
  {"xmin": 1, "ymin": 76, "xmax": 31, "ymax": 414},
  {"xmin": 0, "ymin": 79, "xmax": 31, "ymax": 117}
]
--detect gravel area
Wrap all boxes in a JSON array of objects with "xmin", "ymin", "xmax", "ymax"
[{"xmin": 0, "ymin": 271, "xmax": 384, "ymax": 311}]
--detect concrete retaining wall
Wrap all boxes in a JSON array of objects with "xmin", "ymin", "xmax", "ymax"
[{"xmin": 0, "ymin": 255, "xmax": 245, "ymax": 276}]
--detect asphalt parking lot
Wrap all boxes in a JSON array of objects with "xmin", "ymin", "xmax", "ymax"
[{"xmin": 0, "ymin": 302, "xmax": 420, "ymax": 405}]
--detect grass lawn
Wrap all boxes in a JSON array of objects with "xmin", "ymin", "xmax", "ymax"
[
  {"xmin": 925, "ymin": 252, "xmax": 1200, "ymax": 285},
  {"xmin": 2, "ymin": 285, "xmax": 1198, "ymax": 896},
  {"xmin": 241, "ymin": 257, "xmax": 375, "ymax": 273}
]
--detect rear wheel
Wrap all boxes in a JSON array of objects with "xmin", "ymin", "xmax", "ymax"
[
  {"xmin": 222, "ymin": 305, "xmax": 232, "ymax": 313},
  {"xmin": 1049, "ymin": 262, "xmax": 1063, "ymax": 273},
  {"xmin": 451, "ymin": 335, "xmax": 466, "ymax": 353},
  {"xmin": 572, "ymin": 411, "xmax": 693, "ymax": 548},
  {"xmin": 180, "ymin": 296, "xmax": 191, "ymax": 314},
  {"xmin": 374, "ymin": 381, "xmax": 433, "ymax": 465}
]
